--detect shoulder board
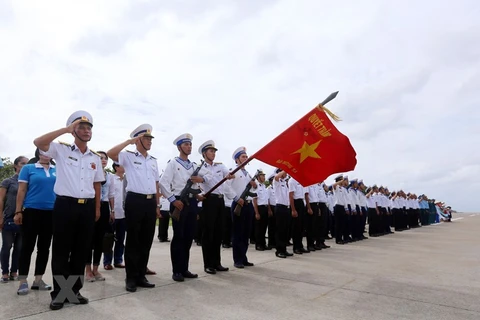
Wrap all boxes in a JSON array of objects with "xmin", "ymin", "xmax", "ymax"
[
  {"xmin": 126, "ymin": 150, "xmax": 135, "ymax": 154},
  {"xmin": 58, "ymin": 141, "xmax": 71, "ymax": 147},
  {"xmin": 150, "ymin": 155, "xmax": 157, "ymax": 160},
  {"xmin": 91, "ymin": 150, "xmax": 101, "ymax": 157},
  {"xmin": 214, "ymin": 162, "xmax": 222, "ymax": 165},
  {"xmin": 192, "ymin": 162, "xmax": 197, "ymax": 165},
  {"xmin": 167, "ymin": 159, "xmax": 171, "ymax": 163}
]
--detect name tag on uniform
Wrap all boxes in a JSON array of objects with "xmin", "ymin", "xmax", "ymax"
[
  {"xmin": 134, "ymin": 161, "xmax": 142, "ymax": 165},
  {"xmin": 68, "ymin": 156, "xmax": 78, "ymax": 161}
]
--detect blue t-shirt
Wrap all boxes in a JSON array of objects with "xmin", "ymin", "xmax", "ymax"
[{"xmin": 18, "ymin": 163, "xmax": 56, "ymax": 210}]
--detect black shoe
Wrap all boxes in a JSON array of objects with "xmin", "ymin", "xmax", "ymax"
[
  {"xmin": 255, "ymin": 246, "xmax": 265, "ymax": 251},
  {"xmin": 172, "ymin": 273, "xmax": 184, "ymax": 282},
  {"xmin": 159, "ymin": 238, "xmax": 170, "ymax": 243},
  {"xmin": 222, "ymin": 243, "xmax": 232, "ymax": 248},
  {"xmin": 234, "ymin": 263, "xmax": 244, "ymax": 268},
  {"xmin": 285, "ymin": 251, "xmax": 293, "ymax": 256},
  {"xmin": 195, "ymin": 241, "xmax": 202, "ymax": 246},
  {"xmin": 299, "ymin": 248, "xmax": 310, "ymax": 253},
  {"xmin": 250, "ymin": 240, "xmax": 256, "ymax": 245},
  {"xmin": 275, "ymin": 252, "xmax": 287, "ymax": 258},
  {"xmin": 266, "ymin": 245, "xmax": 274, "ymax": 250},
  {"xmin": 204, "ymin": 267, "xmax": 216, "ymax": 274},
  {"xmin": 287, "ymin": 241, "xmax": 293, "ymax": 246},
  {"xmin": 307, "ymin": 246, "xmax": 316, "ymax": 252},
  {"xmin": 137, "ymin": 278, "xmax": 155, "ymax": 288},
  {"xmin": 326, "ymin": 236, "xmax": 333, "ymax": 240},
  {"xmin": 336, "ymin": 240, "xmax": 345, "ymax": 245},
  {"xmin": 314, "ymin": 245, "xmax": 323, "ymax": 250},
  {"xmin": 362, "ymin": 236, "xmax": 369, "ymax": 240},
  {"xmin": 215, "ymin": 265, "xmax": 229, "ymax": 272},
  {"xmin": 126, "ymin": 279, "xmax": 137, "ymax": 292},
  {"xmin": 183, "ymin": 271, "xmax": 199, "ymax": 278},
  {"xmin": 320, "ymin": 243, "xmax": 331, "ymax": 249},
  {"xmin": 244, "ymin": 261, "xmax": 254, "ymax": 267},
  {"xmin": 294, "ymin": 249, "xmax": 303, "ymax": 254},
  {"xmin": 49, "ymin": 297, "xmax": 64, "ymax": 310},
  {"xmin": 71, "ymin": 293, "xmax": 89, "ymax": 305}
]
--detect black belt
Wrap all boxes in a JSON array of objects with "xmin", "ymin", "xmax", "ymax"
[
  {"xmin": 210, "ymin": 194, "xmax": 223, "ymax": 199},
  {"xmin": 57, "ymin": 195, "xmax": 94, "ymax": 205},
  {"xmin": 310, "ymin": 202, "xmax": 318, "ymax": 205},
  {"xmin": 276, "ymin": 204, "xmax": 289, "ymax": 208},
  {"xmin": 127, "ymin": 192, "xmax": 155, "ymax": 199}
]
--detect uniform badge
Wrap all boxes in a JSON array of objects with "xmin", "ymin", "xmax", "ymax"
[{"xmin": 91, "ymin": 162, "xmax": 96, "ymax": 170}]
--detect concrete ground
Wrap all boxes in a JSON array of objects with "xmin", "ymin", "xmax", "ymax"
[{"xmin": 1, "ymin": 213, "xmax": 479, "ymax": 320}]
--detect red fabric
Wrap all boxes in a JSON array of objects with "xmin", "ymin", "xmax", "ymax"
[{"xmin": 253, "ymin": 107, "xmax": 357, "ymax": 186}]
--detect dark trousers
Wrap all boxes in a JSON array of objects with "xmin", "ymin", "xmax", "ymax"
[
  {"xmin": 292, "ymin": 199, "xmax": 305, "ymax": 250},
  {"xmin": 231, "ymin": 201, "xmax": 254, "ymax": 265},
  {"xmin": 275, "ymin": 204, "xmax": 289, "ymax": 254},
  {"xmin": 51, "ymin": 196, "xmax": 95, "ymax": 301},
  {"xmin": 316, "ymin": 202, "xmax": 328, "ymax": 244},
  {"xmin": 124, "ymin": 193, "xmax": 157, "ymax": 281},
  {"xmin": 308, "ymin": 202, "xmax": 319, "ymax": 247},
  {"xmin": 201, "ymin": 195, "xmax": 224, "ymax": 268},
  {"xmin": 255, "ymin": 205, "xmax": 269, "ymax": 248},
  {"xmin": 1, "ymin": 228, "xmax": 22, "ymax": 275},
  {"xmin": 368, "ymin": 208, "xmax": 377, "ymax": 236},
  {"xmin": 158, "ymin": 210, "xmax": 171, "ymax": 241},
  {"xmin": 18, "ymin": 208, "xmax": 53, "ymax": 279},
  {"xmin": 86, "ymin": 201, "xmax": 110, "ymax": 265},
  {"xmin": 171, "ymin": 197, "xmax": 198, "ymax": 274},
  {"xmin": 267, "ymin": 205, "xmax": 276, "ymax": 247},
  {"xmin": 222, "ymin": 206, "xmax": 232, "ymax": 246},
  {"xmin": 360, "ymin": 206, "xmax": 368, "ymax": 235},
  {"xmin": 334, "ymin": 205, "xmax": 346, "ymax": 242},
  {"xmin": 103, "ymin": 218, "xmax": 126, "ymax": 265}
]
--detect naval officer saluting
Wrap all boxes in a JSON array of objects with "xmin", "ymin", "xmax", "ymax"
[
  {"xmin": 107, "ymin": 124, "xmax": 160, "ymax": 293},
  {"xmin": 34, "ymin": 110, "xmax": 104, "ymax": 310}
]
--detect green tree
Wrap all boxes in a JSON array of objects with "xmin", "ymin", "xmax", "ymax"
[{"xmin": 0, "ymin": 157, "xmax": 14, "ymax": 182}]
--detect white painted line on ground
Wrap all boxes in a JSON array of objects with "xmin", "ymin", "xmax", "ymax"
[
  {"xmin": 451, "ymin": 217, "xmax": 464, "ymax": 221},
  {"xmin": 469, "ymin": 214, "xmax": 476, "ymax": 217}
]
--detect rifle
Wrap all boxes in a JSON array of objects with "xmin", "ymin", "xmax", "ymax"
[
  {"xmin": 171, "ymin": 160, "xmax": 204, "ymax": 221},
  {"xmin": 233, "ymin": 178, "xmax": 257, "ymax": 216}
]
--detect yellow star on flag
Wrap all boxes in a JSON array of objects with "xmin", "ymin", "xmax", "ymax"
[{"xmin": 291, "ymin": 140, "xmax": 322, "ymax": 163}]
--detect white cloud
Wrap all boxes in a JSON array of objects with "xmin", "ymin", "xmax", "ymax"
[{"xmin": 1, "ymin": 0, "xmax": 479, "ymax": 211}]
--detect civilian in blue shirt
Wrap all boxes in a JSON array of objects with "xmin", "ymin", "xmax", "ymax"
[{"xmin": 14, "ymin": 149, "xmax": 56, "ymax": 295}]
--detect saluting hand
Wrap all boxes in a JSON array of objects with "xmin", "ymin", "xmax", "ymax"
[
  {"xmin": 128, "ymin": 133, "xmax": 144, "ymax": 145},
  {"xmin": 66, "ymin": 119, "xmax": 82, "ymax": 134}
]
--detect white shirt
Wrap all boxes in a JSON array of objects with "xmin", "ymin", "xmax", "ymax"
[
  {"xmin": 101, "ymin": 173, "xmax": 115, "ymax": 202},
  {"xmin": 254, "ymin": 182, "xmax": 269, "ymax": 206},
  {"xmin": 160, "ymin": 196, "xmax": 171, "ymax": 211},
  {"xmin": 112, "ymin": 174, "xmax": 126, "ymax": 219},
  {"xmin": 273, "ymin": 178, "xmax": 289, "ymax": 206},
  {"xmin": 357, "ymin": 189, "xmax": 368, "ymax": 207},
  {"xmin": 118, "ymin": 149, "xmax": 159, "ymax": 195},
  {"xmin": 318, "ymin": 183, "xmax": 328, "ymax": 203},
  {"xmin": 159, "ymin": 157, "xmax": 202, "ymax": 203},
  {"xmin": 267, "ymin": 185, "xmax": 276, "ymax": 206},
  {"xmin": 288, "ymin": 178, "xmax": 305, "ymax": 200},
  {"xmin": 224, "ymin": 166, "xmax": 254, "ymax": 202},
  {"xmin": 366, "ymin": 193, "xmax": 377, "ymax": 208},
  {"xmin": 42, "ymin": 142, "xmax": 104, "ymax": 198},
  {"xmin": 346, "ymin": 188, "xmax": 358, "ymax": 209},
  {"xmin": 307, "ymin": 184, "xmax": 320, "ymax": 203},
  {"xmin": 198, "ymin": 162, "xmax": 230, "ymax": 195},
  {"xmin": 327, "ymin": 192, "xmax": 335, "ymax": 212},
  {"xmin": 333, "ymin": 185, "xmax": 348, "ymax": 207}
]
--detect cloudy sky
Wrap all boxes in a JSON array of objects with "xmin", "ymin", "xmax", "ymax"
[{"xmin": 1, "ymin": 0, "xmax": 479, "ymax": 212}]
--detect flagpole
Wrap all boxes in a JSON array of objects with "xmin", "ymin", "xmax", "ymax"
[{"xmin": 203, "ymin": 91, "xmax": 338, "ymax": 197}]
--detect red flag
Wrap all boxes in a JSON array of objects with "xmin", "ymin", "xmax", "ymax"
[{"xmin": 252, "ymin": 105, "xmax": 356, "ymax": 186}]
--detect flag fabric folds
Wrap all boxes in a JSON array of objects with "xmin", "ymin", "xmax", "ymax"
[{"xmin": 252, "ymin": 106, "xmax": 357, "ymax": 186}]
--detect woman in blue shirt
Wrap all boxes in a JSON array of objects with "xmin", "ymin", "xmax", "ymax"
[{"xmin": 14, "ymin": 149, "xmax": 56, "ymax": 295}]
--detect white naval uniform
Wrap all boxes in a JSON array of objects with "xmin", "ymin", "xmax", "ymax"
[
  {"xmin": 159, "ymin": 157, "xmax": 202, "ymax": 203},
  {"xmin": 118, "ymin": 149, "xmax": 159, "ymax": 195},
  {"xmin": 41, "ymin": 141, "xmax": 104, "ymax": 197},
  {"xmin": 198, "ymin": 162, "xmax": 231, "ymax": 196}
]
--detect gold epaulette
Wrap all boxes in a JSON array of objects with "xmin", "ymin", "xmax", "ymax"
[
  {"xmin": 214, "ymin": 162, "xmax": 222, "ymax": 165},
  {"xmin": 58, "ymin": 141, "xmax": 71, "ymax": 147}
]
